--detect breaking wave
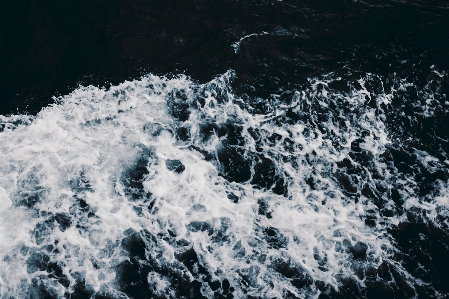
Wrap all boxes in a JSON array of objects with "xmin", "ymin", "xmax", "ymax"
[{"xmin": 0, "ymin": 68, "xmax": 448, "ymax": 298}]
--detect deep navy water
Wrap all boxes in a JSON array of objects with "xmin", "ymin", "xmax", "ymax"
[{"xmin": 1, "ymin": 1, "xmax": 449, "ymax": 298}]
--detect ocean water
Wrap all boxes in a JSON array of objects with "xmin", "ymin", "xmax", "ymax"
[{"xmin": 1, "ymin": 0, "xmax": 449, "ymax": 298}]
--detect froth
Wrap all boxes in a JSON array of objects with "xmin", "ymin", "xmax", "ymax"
[{"xmin": 0, "ymin": 68, "xmax": 447, "ymax": 298}]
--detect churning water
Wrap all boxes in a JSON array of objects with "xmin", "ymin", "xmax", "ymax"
[
  {"xmin": 1, "ymin": 0, "xmax": 449, "ymax": 298},
  {"xmin": 1, "ymin": 66, "xmax": 448, "ymax": 298}
]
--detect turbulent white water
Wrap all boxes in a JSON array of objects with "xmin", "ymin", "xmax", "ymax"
[{"xmin": 0, "ymin": 70, "xmax": 448, "ymax": 298}]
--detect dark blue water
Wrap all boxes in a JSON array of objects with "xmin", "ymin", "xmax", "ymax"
[{"xmin": 0, "ymin": 0, "xmax": 448, "ymax": 298}]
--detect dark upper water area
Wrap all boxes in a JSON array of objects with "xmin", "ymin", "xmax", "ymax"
[{"xmin": 1, "ymin": 0, "xmax": 448, "ymax": 115}]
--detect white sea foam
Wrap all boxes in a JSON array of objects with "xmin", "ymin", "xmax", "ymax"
[
  {"xmin": 232, "ymin": 32, "xmax": 269, "ymax": 53},
  {"xmin": 0, "ymin": 69, "xmax": 447, "ymax": 298}
]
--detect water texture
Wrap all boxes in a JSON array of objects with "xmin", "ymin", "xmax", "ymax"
[{"xmin": 0, "ymin": 0, "xmax": 448, "ymax": 298}]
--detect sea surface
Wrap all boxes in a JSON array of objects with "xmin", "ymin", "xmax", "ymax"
[{"xmin": 1, "ymin": 0, "xmax": 449, "ymax": 298}]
